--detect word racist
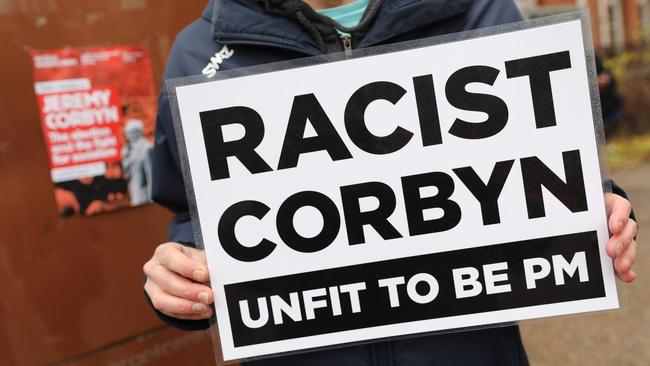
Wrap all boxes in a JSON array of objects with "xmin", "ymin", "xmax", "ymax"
[{"xmin": 199, "ymin": 51, "xmax": 587, "ymax": 262}]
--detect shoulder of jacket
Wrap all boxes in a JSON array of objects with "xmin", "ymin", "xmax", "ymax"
[
  {"xmin": 164, "ymin": 16, "xmax": 222, "ymax": 80},
  {"xmin": 467, "ymin": 0, "xmax": 523, "ymax": 23}
]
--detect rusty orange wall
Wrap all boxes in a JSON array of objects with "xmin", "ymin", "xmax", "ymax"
[{"xmin": 0, "ymin": 1, "xmax": 226, "ymax": 365}]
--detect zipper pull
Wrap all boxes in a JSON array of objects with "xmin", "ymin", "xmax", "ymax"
[{"xmin": 340, "ymin": 33, "xmax": 352, "ymax": 57}]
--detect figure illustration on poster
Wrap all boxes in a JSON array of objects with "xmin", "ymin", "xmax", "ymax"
[{"xmin": 122, "ymin": 119, "xmax": 154, "ymax": 205}]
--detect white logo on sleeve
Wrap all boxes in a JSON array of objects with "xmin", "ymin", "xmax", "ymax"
[{"xmin": 202, "ymin": 45, "xmax": 235, "ymax": 78}]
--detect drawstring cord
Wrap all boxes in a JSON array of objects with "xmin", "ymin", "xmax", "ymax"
[{"xmin": 295, "ymin": 9, "xmax": 327, "ymax": 51}]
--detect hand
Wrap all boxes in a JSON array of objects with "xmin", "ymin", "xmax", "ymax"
[
  {"xmin": 604, "ymin": 193, "xmax": 638, "ymax": 283},
  {"xmin": 144, "ymin": 242, "xmax": 214, "ymax": 320}
]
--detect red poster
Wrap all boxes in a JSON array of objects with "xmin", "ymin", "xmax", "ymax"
[{"xmin": 31, "ymin": 46, "xmax": 157, "ymax": 216}]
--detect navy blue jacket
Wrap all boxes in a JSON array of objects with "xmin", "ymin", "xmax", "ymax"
[{"xmin": 148, "ymin": 1, "xmax": 605, "ymax": 364}]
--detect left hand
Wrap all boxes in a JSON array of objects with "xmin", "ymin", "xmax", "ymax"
[{"xmin": 605, "ymin": 192, "xmax": 638, "ymax": 283}]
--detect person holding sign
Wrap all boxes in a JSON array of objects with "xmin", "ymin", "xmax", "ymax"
[{"xmin": 143, "ymin": 0, "xmax": 638, "ymax": 365}]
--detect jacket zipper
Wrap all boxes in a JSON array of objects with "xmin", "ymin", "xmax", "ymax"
[{"xmin": 340, "ymin": 33, "xmax": 353, "ymax": 57}]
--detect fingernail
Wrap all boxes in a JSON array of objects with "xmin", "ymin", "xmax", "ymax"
[
  {"xmin": 193, "ymin": 269, "xmax": 205, "ymax": 281},
  {"xmin": 198, "ymin": 292, "xmax": 209, "ymax": 304},
  {"xmin": 615, "ymin": 243, "xmax": 623, "ymax": 256},
  {"xmin": 192, "ymin": 303, "xmax": 207, "ymax": 313}
]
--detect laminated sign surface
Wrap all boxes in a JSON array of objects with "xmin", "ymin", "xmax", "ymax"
[{"xmin": 169, "ymin": 13, "xmax": 618, "ymax": 361}]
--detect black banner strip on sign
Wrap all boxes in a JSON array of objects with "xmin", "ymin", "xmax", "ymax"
[{"xmin": 225, "ymin": 231, "xmax": 604, "ymax": 346}]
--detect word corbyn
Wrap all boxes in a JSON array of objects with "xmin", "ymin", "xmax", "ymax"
[
  {"xmin": 199, "ymin": 50, "xmax": 586, "ymax": 262},
  {"xmin": 41, "ymin": 88, "xmax": 120, "ymax": 129}
]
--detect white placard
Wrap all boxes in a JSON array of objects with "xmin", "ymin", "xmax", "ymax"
[{"xmin": 170, "ymin": 13, "xmax": 617, "ymax": 361}]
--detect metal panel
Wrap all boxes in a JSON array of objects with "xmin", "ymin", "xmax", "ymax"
[{"xmin": 0, "ymin": 1, "xmax": 220, "ymax": 365}]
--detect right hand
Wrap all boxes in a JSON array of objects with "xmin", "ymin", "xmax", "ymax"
[{"xmin": 144, "ymin": 242, "xmax": 214, "ymax": 320}]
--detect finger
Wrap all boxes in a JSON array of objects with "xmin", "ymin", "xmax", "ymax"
[
  {"xmin": 177, "ymin": 245, "xmax": 210, "ymax": 283},
  {"xmin": 165, "ymin": 308, "xmax": 214, "ymax": 321},
  {"xmin": 179, "ymin": 244, "xmax": 208, "ymax": 265},
  {"xmin": 145, "ymin": 280, "xmax": 214, "ymax": 319},
  {"xmin": 606, "ymin": 219, "xmax": 638, "ymax": 258},
  {"xmin": 614, "ymin": 240, "xmax": 637, "ymax": 276},
  {"xmin": 605, "ymin": 194, "xmax": 631, "ymax": 235},
  {"xmin": 144, "ymin": 263, "xmax": 213, "ymax": 304},
  {"xmin": 617, "ymin": 269, "xmax": 637, "ymax": 283},
  {"xmin": 155, "ymin": 243, "xmax": 209, "ymax": 282}
]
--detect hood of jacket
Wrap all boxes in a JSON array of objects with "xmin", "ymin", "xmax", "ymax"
[{"xmin": 201, "ymin": 0, "xmax": 474, "ymax": 54}]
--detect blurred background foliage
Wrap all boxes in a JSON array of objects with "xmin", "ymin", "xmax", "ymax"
[{"xmin": 604, "ymin": 48, "xmax": 650, "ymax": 170}]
